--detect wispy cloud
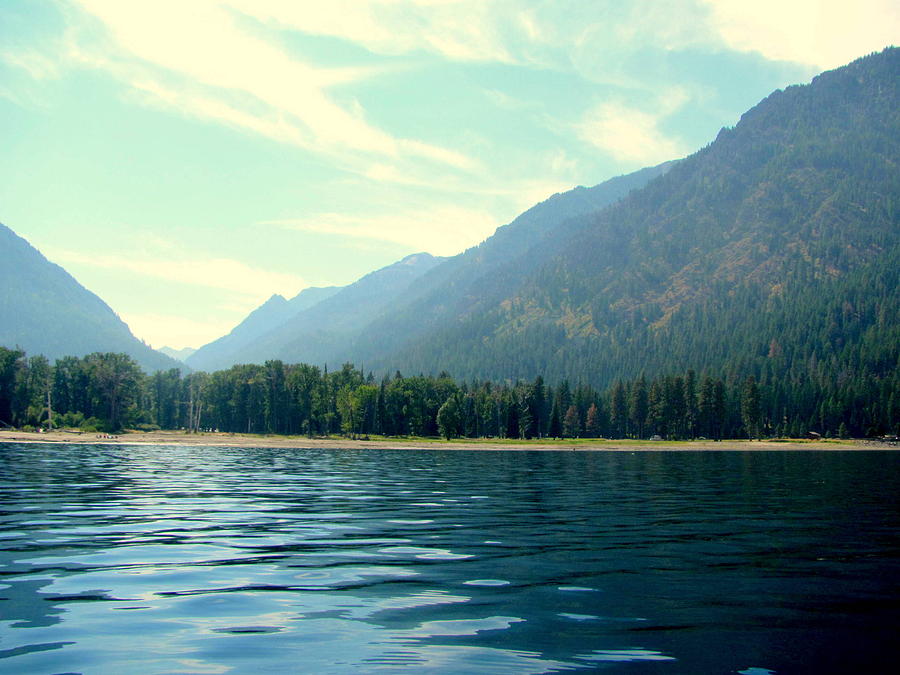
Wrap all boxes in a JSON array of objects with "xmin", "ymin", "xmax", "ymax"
[
  {"xmin": 0, "ymin": 47, "xmax": 61, "ymax": 80},
  {"xmin": 65, "ymin": 0, "xmax": 478, "ymax": 173},
  {"xmin": 575, "ymin": 89, "xmax": 689, "ymax": 166},
  {"xmin": 53, "ymin": 0, "xmax": 894, "ymax": 191},
  {"xmin": 483, "ymin": 88, "xmax": 541, "ymax": 112},
  {"xmin": 0, "ymin": 42, "xmax": 64, "ymax": 108},
  {"xmin": 46, "ymin": 247, "xmax": 309, "ymax": 299},
  {"xmin": 263, "ymin": 205, "xmax": 500, "ymax": 256},
  {"xmin": 223, "ymin": 0, "xmax": 518, "ymax": 63}
]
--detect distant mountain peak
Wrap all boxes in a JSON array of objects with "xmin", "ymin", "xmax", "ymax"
[
  {"xmin": 159, "ymin": 346, "xmax": 197, "ymax": 362},
  {"xmin": 399, "ymin": 252, "xmax": 435, "ymax": 265},
  {"xmin": 260, "ymin": 293, "xmax": 288, "ymax": 307}
]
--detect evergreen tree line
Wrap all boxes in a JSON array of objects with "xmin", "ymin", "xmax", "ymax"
[{"xmin": 1, "ymin": 346, "xmax": 896, "ymax": 439}]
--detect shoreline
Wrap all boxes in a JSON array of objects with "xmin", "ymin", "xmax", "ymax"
[{"xmin": 0, "ymin": 429, "xmax": 888, "ymax": 451}]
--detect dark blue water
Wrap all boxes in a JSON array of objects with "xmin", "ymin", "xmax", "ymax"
[{"xmin": 1, "ymin": 444, "xmax": 897, "ymax": 674}]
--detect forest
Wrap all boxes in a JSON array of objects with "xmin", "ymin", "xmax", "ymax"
[{"xmin": 1, "ymin": 346, "xmax": 896, "ymax": 441}]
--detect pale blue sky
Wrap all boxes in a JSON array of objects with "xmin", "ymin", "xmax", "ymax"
[{"xmin": 1, "ymin": 1, "xmax": 896, "ymax": 349}]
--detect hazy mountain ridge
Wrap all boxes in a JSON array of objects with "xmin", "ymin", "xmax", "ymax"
[
  {"xmin": 346, "ymin": 161, "xmax": 676, "ymax": 366},
  {"xmin": 186, "ymin": 285, "xmax": 341, "ymax": 371},
  {"xmin": 190, "ymin": 252, "xmax": 445, "ymax": 370},
  {"xmin": 0, "ymin": 224, "xmax": 181, "ymax": 372},
  {"xmin": 248, "ymin": 252, "xmax": 445, "ymax": 367},
  {"xmin": 194, "ymin": 163, "xmax": 674, "ymax": 371}
]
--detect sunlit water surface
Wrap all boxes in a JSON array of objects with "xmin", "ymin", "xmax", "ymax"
[{"xmin": 1, "ymin": 444, "xmax": 897, "ymax": 674}]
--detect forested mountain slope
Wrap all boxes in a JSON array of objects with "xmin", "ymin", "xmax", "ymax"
[
  {"xmin": 380, "ymin": 48, "xmax": 899, "ymax": 388},
  {"xmin": 0, "ymin": 224, "xmax": 180, "ymax": 372},
  {"xmin": 348, "ymin": 161, "xmax": 675, "ymax": 366}
]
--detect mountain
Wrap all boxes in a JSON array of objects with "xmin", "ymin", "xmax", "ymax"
[
  {"xmin": 186, "ymin": 285, "xmax": 340, "ymax": 371},
  {"xmin": 189, "ymin": 252, "xmax": 443, "ymax": 370},
  {"xmin": 181, "ymin": 48, "xmax": 898, "ymax": 392},
  {"xmin": 196, "ymin": 163, "xmax": 673, "ymax": 371},
  {"xmin": 159, "ymin": 346, "xmax": 197, "ymax": 362},
  {"xmin": 349, "ymin": 161, "xmax": 675, "ymax": 366},
  {"xmin": 0, "ymin": 224, "xmax": 181, "ymax": 372},
  {"xmin": 369, "ymin": 48, "xmax": 899, "ymax": 387}
]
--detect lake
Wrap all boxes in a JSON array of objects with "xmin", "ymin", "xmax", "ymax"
[{"xmin": 1, "ymin": 443, "xmax": 897, "ymax": 673}]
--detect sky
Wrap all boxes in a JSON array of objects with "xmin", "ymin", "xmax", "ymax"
[{"xmin": 1, "ymin": 1, "xmax": 897, "ymax": 350}]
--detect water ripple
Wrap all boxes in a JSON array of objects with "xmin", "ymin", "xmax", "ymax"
[{"xmin": 1, "ymin": 443, "xmax": 898, "ymax": 673}]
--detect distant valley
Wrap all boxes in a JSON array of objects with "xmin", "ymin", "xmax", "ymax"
[{"xmin": 158, "ymin": 346, "xmax": 197, "ymax": 362}]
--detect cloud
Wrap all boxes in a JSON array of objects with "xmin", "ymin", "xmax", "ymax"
[
  {"xmin": 45, "ymin": 248, "xmax": 309, "ymax": 299},
  {"xmin": 0, "ymin": 47, "xmax": 61, "ymax": 80},
  {"xmin": 514, "ymin": 0, "xmax": 896, "ymax": 87},
  {"xmin": 702, "ymin": 0, "xmax": 899, "ymax": 69},
  {"xmin": 500, "ymin": 177, "xmax": 583, "ymax": 216},
  {"xmin": 263, "ymin": 205, "xmax": 500, "ymax": 256},
  {"xmin": 222, "ymin": 0, "xmax": 518, "ymax": 63},
  {"xmin": 54, "ymin": 0, "xmax": 894, "ymax": 195},
  {"xmin": 483, "ymin": 88, "xmax": 541, "ymax": 112},
  {"xmin": 575, "ymin": 90, "xmax": 689, "ymax": 165},
  {"xmin": 65, "ymin": 0, "xmax": 477, "ymax": 172},
  {"xmin": 125, "ymin": 76, "xmax": 312, "ymax": 150},
  {"xmin": 0, "ymin": 42, "xmax": 65, "ymax": 108}
]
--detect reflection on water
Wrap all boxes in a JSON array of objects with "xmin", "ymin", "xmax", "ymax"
[{"xmin": 1, "ymin": 444, "xmax": 898, "ymax": 673}]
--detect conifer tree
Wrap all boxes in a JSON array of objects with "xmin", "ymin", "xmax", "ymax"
[
  {"xmin": 684, "ymin": 369, "xmax": 698, "ymax": 439},
  {"xmin": 741, "ymin": 376, "xmax": 762, "ymax": 439},
  {"xmin": 548, "ymin": 397, "xmax": 562, "ymax": 438},
  {"xmin": 629, "ymin": 375, "xmax": 648, "ymax": 439},
  {"xmin": 713, "ymin": 379, "xmax": 727, "ymax": 441},
  {"xmin": 531, "ymin": 375, "xmax": 545, "ymax": 438},
  {"xmin": 698, "ymin": 375, "xmax": 716, "ymax": 439},
  {"xmin": 611, "ymin": 380, "xmax": 628, "ymax": 438}
]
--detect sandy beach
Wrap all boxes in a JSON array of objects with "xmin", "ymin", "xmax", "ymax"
[{"xmin": 0, "ymin": 429, "xmax": 886, "ymax": 451}]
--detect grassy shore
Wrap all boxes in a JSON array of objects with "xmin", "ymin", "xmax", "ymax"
[{"xmin": 0, "ymin": 428, "xmax": 884, "ymax": 451}]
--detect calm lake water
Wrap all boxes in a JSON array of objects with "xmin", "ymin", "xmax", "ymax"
[{"xmin": 0, "ymin": 444, "xmax": 897, "ymax": 674}]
